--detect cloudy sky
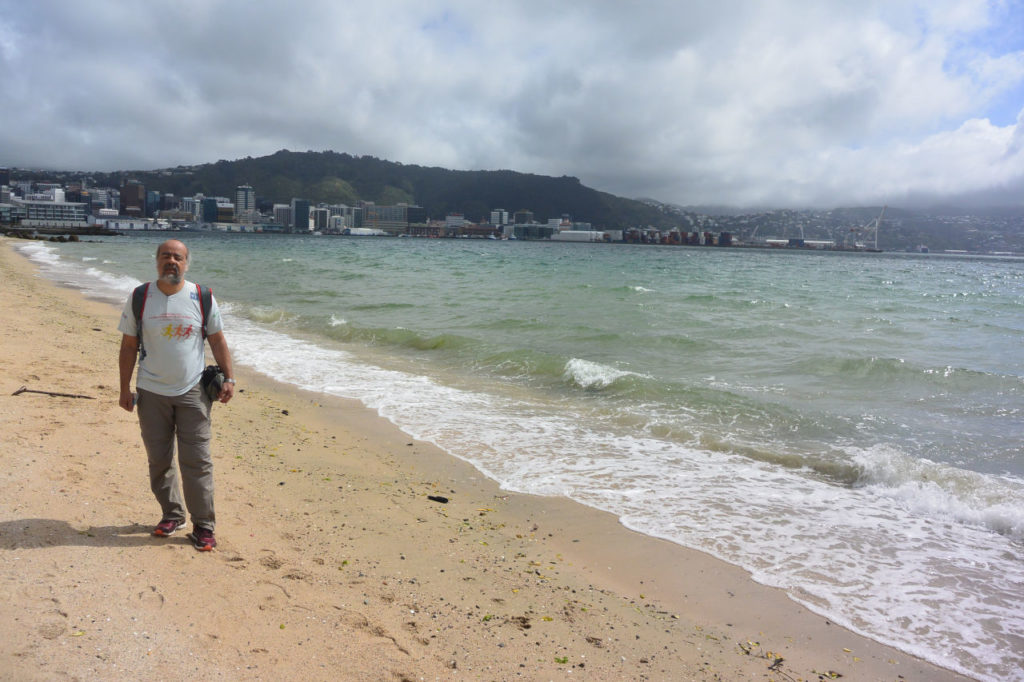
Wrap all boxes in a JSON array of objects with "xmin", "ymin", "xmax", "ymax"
[{"xmin": 2, "ymin": 0, "xmax": 1023, "ymax": 208}]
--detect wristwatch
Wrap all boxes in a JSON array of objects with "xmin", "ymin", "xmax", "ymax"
[{"xmin": 224, "ymin": 378, "xmax": 236, "ymax": 385}]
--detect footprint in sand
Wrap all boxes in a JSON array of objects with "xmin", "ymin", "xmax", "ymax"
[
  {"xmin": 36, "ymin": 620, "xmax": 66, "ymax": 640},
  {"xmin": 259, "ymin": 554, "xmax": 285, "ymax": 570},
  {"xmin": 220, "ymin": 553, "xmax": 246, "ymax": 567},
  {"xmin": 137, "ymin": 585, "xmax": 165, "ymax": 609}
]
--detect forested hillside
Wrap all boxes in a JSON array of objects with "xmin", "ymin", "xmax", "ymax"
[{"xmin": 82, "ymin": 150, "xmax": 678, "ymax": 228}]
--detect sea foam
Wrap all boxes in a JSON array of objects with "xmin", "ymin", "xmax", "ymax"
[{"xmin": 562, "ymin": 357, "xmax": 635, "ymax": 389}]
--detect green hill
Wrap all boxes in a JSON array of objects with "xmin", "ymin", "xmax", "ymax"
[{"xmin": 83, "ymin": 150, "xmax": 678, "ymax": 228}]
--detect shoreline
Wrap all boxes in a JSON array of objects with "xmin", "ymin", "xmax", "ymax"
[
  {"xmin": 6, "ymin": 227, "xmax": 1024, "ymax": 259},
  {"xmin": 0, "ymin": 237, "xmax": 972, "ymax": 680}
]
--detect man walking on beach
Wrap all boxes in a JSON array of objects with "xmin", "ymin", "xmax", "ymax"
[{"xmin": 117, "ymin": 239, "xmax": 235, "ymax": 551}]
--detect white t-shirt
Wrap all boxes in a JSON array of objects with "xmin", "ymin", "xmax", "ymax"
[{"xmin": 118, "ymin": 280, "xmax": 224, "ymax": 397}]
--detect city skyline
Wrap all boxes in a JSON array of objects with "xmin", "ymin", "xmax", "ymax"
[{"xmin": 1, "ymin": 1, "xmax": 1022, "ymax": 209}]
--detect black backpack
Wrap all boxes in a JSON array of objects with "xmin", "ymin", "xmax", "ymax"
[{"xmin": 131, "ymin": 282, "xmax": 213, "ymax": 359}]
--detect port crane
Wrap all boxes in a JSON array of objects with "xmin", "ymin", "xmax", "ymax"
[{"xmin": 844, "ymin": 206, "xmax": 886, "ymax": 251}]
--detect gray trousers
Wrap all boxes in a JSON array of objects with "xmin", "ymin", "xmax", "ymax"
[{"xmin": 137, "ymin": 383, "xmax": 215, "ymax": 531}]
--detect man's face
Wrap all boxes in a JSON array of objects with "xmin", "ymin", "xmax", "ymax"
[{"xmin": 156, "ymin": 241, "xmax": 189, "ymax": 284}]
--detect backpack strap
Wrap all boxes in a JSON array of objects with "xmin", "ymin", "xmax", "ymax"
[
  {"xmin": 131, "ymin": 282, "xmax": 150, "ymax": 358},
  {"xmin": 196, "ymin": 283, "xmax": 213, "ymax": 339}
]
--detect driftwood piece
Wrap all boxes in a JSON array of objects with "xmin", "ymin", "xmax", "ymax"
[{"xmin": 11, "ymin": 385, "xmax": 95, "ymax": 400}]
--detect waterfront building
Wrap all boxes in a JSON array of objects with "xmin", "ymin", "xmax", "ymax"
[
  {"xmin": 146, "ymin": 190, "xmax": 161, "ymax": 217},
  {"xmin": 364, "ymin": 203, "xmax": 426, "ymax": 235},
  {"xmin": 201, "ymin": 197, "xmax": 219, "ymax": 223},
  {"xmin": 216, "ymin": 201, "xmax": 234, "ymax": 223},
  {"xmin": 65, "ymin": 188, "xmax": 91, "ymax": 208},
  {"xmin": 273, "ymin": 203, "xmax": 291, "ymax": 227},
  {"xmin": 12, "ymin": 197, "xmax": 90, "ymax": 227},
  {"xmin": 121, "ymin": 181, "xmax": 145, "ymax": 217},
  {"xmin": 310, "ymin": 207, "xmax": 329, "ymax": 231},
  {"xmin": 513, "ymin": 209, "xmax": 534, "ymax": 225},
  {"xmin": 445, "ymin": 213, "xmax": 467, "ymax": 230},
  {"xmin": 236, "ymin": 184, "xmax": 256, "ymax": 222},
  {"xmin": 88, "ymin": 188, "xmax": 117, "ymax": 213},
  {"xmin": 290, "ymin": 198, "xmax": 311, "ymax": 232},
  {"xmin": 181, "ymin": 196, "xmax": 199, "ymax": 219},
  {"xmin": 327, "ymin": 204, "xmax": 362, "ymax": 228},
  {"xmin": 550, "ymin": 230, "xmax": 610, "ymax": 242},
  {"xmin": 511, "ymin": 222, "xmax": 554, "ymax": 240},
  {"xmin": 558, "ymin": 220, "xmax": 593, "ymax": 231},
  {"xmin": 490, "ymin": 208, "xmax": 508, "ymax": 225},
  {"xmin": 102, "ymin": 217, "xmax": 164, "ymax": 231},
  {"xmin": 490, "ymin": 208, "xmax": 508, "ymax": 226}
]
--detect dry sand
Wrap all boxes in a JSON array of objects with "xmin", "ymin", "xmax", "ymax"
[{"xmin": 0, "ymin": 237, "xmax": 971, "ymax": 681}]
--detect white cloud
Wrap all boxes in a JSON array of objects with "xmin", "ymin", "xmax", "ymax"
[{"xmin": 1, "ymin": 0, "xmax": 1022, "ymax": 208}]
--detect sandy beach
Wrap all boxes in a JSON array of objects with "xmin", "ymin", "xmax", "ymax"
[{"xmin": 0, "ymin": 237, "xmax": 971, "ymax": 681}]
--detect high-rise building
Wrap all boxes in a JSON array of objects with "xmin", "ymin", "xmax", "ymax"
[
  {"xmin": 290, "ymin": 198, "xmax": 310, "ymax": 232},
  {"xmin": 327, "ymin": 204, "xmax": 361, "ymax": 228},
  {"xmin": 66, "ymin": 188, "xmax": 91, "ymax": 211},
  {"xmin": 201, "ymin": 197, "xmax": 219, "ymax": 223},
  {"xmin": 0, "ymin": 167, "xmax": 10, "ymax": 188},
  {"xmin": 121, "ymin": 181, "xmax": 145, "ymax": 217},
  {"xmin": 490, "ymin": 208, "xmax": 508, "ymax": 226},
  {"xmin": 513, "ymin": 209, "xmax": 534, "ymax": 225},
  {"xmin": 101, "ymin": 189, "xmax": 120, "ymax": 213},
  {"xmin": 235, "ymin": 185, "xmax": 255, "ymax": 222},
  {"xmin": 310, "ymin": 207, "xmax": 329, "ymax": 230},
  {"xmin": 273, "ymin": 203, "xmax": 291, "ymax": 227},
  {"xmin": 182, "ymin": 196, "xmax": 199, "ymax": 218},
  {"xmin": 146, "ymin": 190, "xmax": 161, "ymax": 217}
]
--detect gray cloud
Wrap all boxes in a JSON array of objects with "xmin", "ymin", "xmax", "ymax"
[{"xmin": 1, "ymin": 0, "xmax": 1022, "ymax": 208}]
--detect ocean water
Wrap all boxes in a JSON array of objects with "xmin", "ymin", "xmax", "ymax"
[{"xmin": 16, "ymin": 233, "xmax": 1024, "ymax": 681}]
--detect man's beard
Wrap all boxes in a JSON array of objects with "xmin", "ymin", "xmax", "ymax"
[{"xmin": 160, "ymin": 272, "xmax": 182, "ymax": 284}]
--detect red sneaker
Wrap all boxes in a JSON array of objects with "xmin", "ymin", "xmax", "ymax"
[
  {"xmin": 187, "ymin": 526, "xmax": 216, "ymax": 551},
  {"xmin": 153, "ymin": 519, "xmax": 185, "ymax": 537}
]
